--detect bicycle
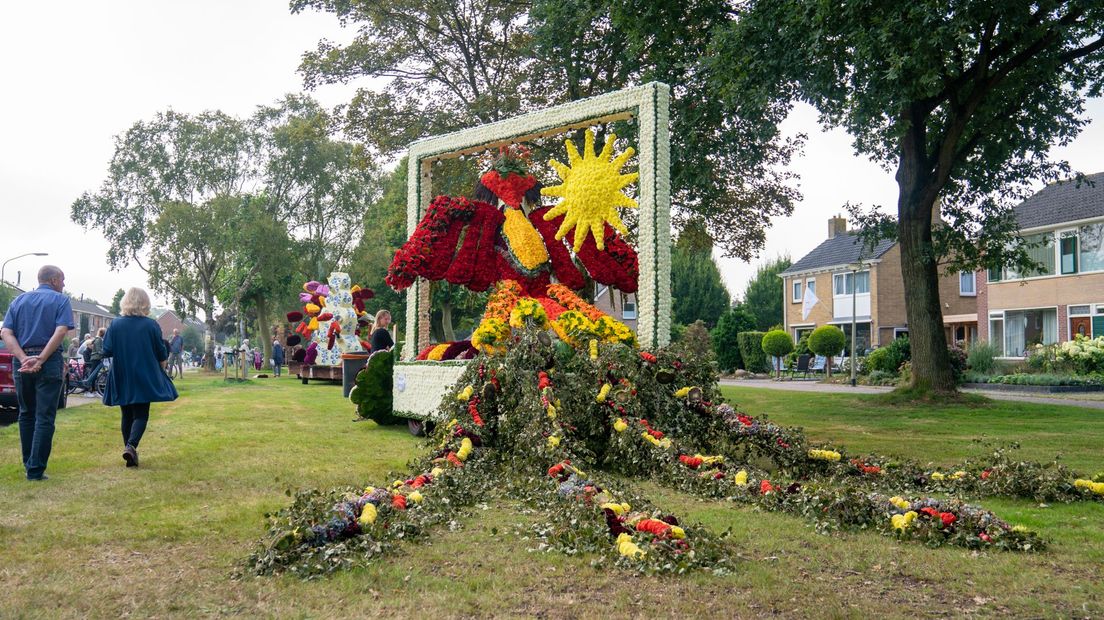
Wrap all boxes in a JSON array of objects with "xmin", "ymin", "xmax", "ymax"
[{"xmin": 69, "ymin": 359, "xmax": 110, "ymax": 396}]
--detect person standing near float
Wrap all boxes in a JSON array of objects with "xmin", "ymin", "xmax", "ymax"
[
  {"xmin": 0, "ymin": 265, "xmax": 74, "ymax": 481},
  {"xmin": 369, "ymin": 310, "xmax": 394, "ymax": 352},
  {"xmin": 101, "ymin": 287, "xmax": 179, "ymax": 467}
]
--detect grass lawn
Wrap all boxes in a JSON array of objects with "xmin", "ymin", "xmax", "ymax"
[{"xmin": 0, "ymin": 376, "xmax": 1101, "ymax": 618}]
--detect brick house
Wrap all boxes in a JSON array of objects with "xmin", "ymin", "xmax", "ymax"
[
  {"xmin": 780, "ymin": 217, "xmax": 978, "ymax": 353},
  {"xmin": 593, "ymin": 284, "xmax": 637, "ymax": 330},
  {"xmin": 154, "ymin": 309, "xmax": 206, "ymax": 343},
  {"xmin": 70, "ymin": 296, "xmax": 116, "ymax": 340},
  {"xmin": 978, "ymin": 172, "xmax": 1104, "ymax": 357}
]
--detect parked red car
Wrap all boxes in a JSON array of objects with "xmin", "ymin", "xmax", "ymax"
[{"xmin": 0, "ymin": 334, "xmax": 67, "ymax": 421}]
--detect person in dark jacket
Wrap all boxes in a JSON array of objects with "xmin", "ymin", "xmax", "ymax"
[
  {"xmin": 101, "ymin": 287, "xmax": 179, "ymax": 467},
  {"xmin": 369, "ymin": 309, "xmax": 394, "ymax": 352},
  {"xmin": 271, "ymin": 337, "xmax": 285, "ymax": 377}
]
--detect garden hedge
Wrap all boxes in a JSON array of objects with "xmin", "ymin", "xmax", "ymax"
[{"xmin": 737, "ymin": 331, "xmax": 769, "ymax": 373}]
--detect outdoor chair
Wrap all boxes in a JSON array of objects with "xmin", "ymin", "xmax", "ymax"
[
  {"xmin": 809, "ymin": 355, "xmax": 827, "ymax": 376},
  {"xmin": 789, "ymin": 354, "xmax": 812, "ymax": 380}
]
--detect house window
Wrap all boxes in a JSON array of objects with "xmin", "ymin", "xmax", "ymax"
[
  {"xmin": 1008, "ymin": 233, "xmax": 1055, "ymax": 278},
  {"xmin": 622, "ymin": 299, "xmax": 637, "ymax": 320},
  {"xmin": 988, "ymin": 315, "xmax": 1004, "ymax": 356},
  {"xmin": 1069, "ymin": 305, "xmax": 1091, "ymax": 316},
  {"xmin": 833, "ymin": 271, "xmax": 869, "ymax": 295},
  {"xmin": 959, "ymin": 271, "xmax": 976, "ymax": 296},
  {"xmin": 794, "ymin": 327, "xmax": 814, "ymax": 342},
  {"xmin": 1060, "ymin": 231, "xmax": 1078, "ymax": 274},
  {"xmin": 1000, "ymin": 308, "xmax": 1057, "ymax": 357},
  {"xmin": 987, "ymin": 265, "xmax": 1003, "ymax": 283},
  {"xmin": 792, "ymin": 280, "xmax": 802, "ymax": 303},
  {"xmin": 806, "ymin": 279, "xmax": 816, "ymax": 296},
  {"xmin": 837, "ymin": 322, "xmax": 871, "ymax": 356},
  {"xmin": 1080, "ymin": 222, "xmax": 1104, "ymax": 272}
]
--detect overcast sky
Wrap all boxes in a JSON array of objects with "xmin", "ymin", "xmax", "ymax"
[{"xmin": 1, "ymin": 1, "xmax": 1100, "ymax": 308}]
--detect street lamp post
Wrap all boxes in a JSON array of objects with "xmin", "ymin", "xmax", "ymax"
[
  {"xmin": 847, "ymin": 260, "xmax": 865, "ymax": 388},
  {"xmin": 1, "ymin": 252, "xmax": 49, "ymax": 288}
]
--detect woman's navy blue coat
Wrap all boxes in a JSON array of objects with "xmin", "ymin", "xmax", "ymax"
[{"xmin": 101, "ymin": 316, "xmax": 180, "ymax": 406}]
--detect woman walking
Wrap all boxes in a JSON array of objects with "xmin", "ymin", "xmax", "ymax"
[{"xmin": 101, "ymin": 288, "xmax": 179, "ymax": 467}]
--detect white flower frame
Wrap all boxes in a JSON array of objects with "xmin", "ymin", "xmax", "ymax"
[{"xmin": 401, "ymin": 82, "xmax": 672, "ymax": 360}]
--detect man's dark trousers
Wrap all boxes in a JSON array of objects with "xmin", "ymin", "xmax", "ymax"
[{"xmin": 15, "ymin": 351, "xmax": 64, "ymax": 479}]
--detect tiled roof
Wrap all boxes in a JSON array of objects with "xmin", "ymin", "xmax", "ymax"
[
  {"xmin": 70, "ymin": 297, "xmax": 115, "ymax": 318},
  {"xmin": 1013, "ymin": 172, "xmax": 1104, "ymax": 230},
  {"xmin": 780, "ymin": 233, "xmax": 896, "ymax": 276}
]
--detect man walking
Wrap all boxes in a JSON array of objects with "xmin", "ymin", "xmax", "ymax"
[
  {"xmin": 0, "ymin": 265, "xmax": 75, "ymax": 481},
  {"xmin": 271, "ymin": 337, "xmax": 284, "ymax": 377},
  {"xmin": 168, "ymin": 328, "xmax": 184, "ymax": 379}
]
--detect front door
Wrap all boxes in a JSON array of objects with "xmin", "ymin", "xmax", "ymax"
[{"xmin": 1072, "ymin": 316, "xmax": 1092, "ymax": 339}]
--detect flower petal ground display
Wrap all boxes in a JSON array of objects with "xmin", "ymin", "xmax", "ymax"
[{"xmin": 249, "ymin": 327, "xmax": 1102, "ymax": 577}]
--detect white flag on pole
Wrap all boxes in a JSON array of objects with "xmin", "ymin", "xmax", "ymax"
[{"xmin": 801, "ymin": 283, "xmax": 819, "ymax": 321}]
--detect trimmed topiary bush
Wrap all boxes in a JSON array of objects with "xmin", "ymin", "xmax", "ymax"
[
  {"xmin": 808, "ymin": 325, "xmax": 846, "ymax": 377},
  {"xmin": 736, "ymin": 331, "xmax": 769, "ymax": 373},
  {"xmin": 761, "ymin": 330, "xmax": 794, "ymax": 378},
  {"xmin": 350, "ymin": 350, "xmax": 400, "ymax": 425}
]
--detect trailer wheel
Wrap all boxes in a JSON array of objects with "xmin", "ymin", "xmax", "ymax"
[{"xmin": 407, "ymin": 419, "xmax": 428, "ymax": 436}]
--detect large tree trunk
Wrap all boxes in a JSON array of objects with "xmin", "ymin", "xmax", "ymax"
[
  {"xmin": 441, "ymin": 300, "xmax": 455, "ymax": 342},
  {"xmin": 201, "ymin": 284, "xmax": 217, "ymax": 371},
  {"xmin": 256, "ymin": 296, "xmax": 272, "ymax": 371},
  {"xmin": 896, "ymin": 145, "xmax": 956, "ymax": 394}
]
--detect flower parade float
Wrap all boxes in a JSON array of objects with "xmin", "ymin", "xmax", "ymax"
[
  {"xmin": 285, "ymin": 272, "xmax": 376, "ymax": 385},
  {"xmin": 248, "ymin": 85, "xmax": 1101, "ymax": 578}
]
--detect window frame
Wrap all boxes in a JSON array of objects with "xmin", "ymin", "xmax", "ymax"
[
  {"xmin": 792, "ymin": 279, "xmax": 803, "ymax": 303},
  {"xmin": 958, "ymin": 271, "xmax": 976, "ymax": 296},
  {"xmin": 1057, "ymin": 228, "xmax": 1078, "ymax": 275}
]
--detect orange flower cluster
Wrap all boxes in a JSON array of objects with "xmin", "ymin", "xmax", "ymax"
[
  {"xmin": 484, "ymin": 280, "xmax": 524, "ymax": 322},
  {"xmin": 546, "ymin": 284, "xmax": 604, "ymax": 321}
]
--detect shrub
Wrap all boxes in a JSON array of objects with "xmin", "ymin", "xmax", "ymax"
[
  {"xmin": 966, "ymin": 340, "xmax": 1001, "ymax": 374},
  {"xmin": 966, "ymin": 373, "xmax": 1103, "ymax": 387},
  {"xmin": 1054, "ymin": 335, "xmax": 1104, "ymax": 374},
  {"xmin": 948, "ymin": 343, "xmax": 968, "ymax": 384},
  {"xmin": 808, "ymin": 325, "xmax": 846, "ymax": 376},
  {"xmin": 866, "ymin": 336, "xmax": 911, "ymax": 374},
  {"xmin": 866, "ymin": 369, "xmax": 897, "ymax": 386},
  {"xmin": 711, "ymin": 306, "xmax": 756, "ymax": 372},
  {"xmin": 736, "ymin": 331, "xmax": 769, "ymax": 373},
  {"xmin": 761, "ymin": 330, "xmax": 794, "ymax": 376},
  {"xmin": 679, "ymin": 321, "xmax": 716, "ymax": 364},
  {"xmin": 865, "ymin": 347, "xmax": 894, "ymax": 374},
  {"xmin": 841, "ymin": 355, "xmax": 865, "ymax": 376}
]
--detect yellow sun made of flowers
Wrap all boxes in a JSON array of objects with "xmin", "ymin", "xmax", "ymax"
[{"xmin": 541, "ymin": 129, "xmax": 638, "ymax": 252}]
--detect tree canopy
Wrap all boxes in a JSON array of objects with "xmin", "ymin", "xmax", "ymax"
[
  {"xmin": 71, "ymin": 97, "xmax": 381, "ymax": 367},
  {"xmin": 741, "ymin": 256, "xmax": 791, "ymax": 331},
  {"xmin": 291, "ymin": 0, "xmax": 801, "ymax": 260},
  {"xmin": 670, "ymin": 221, "xmax": 731, "ymax": 329}
]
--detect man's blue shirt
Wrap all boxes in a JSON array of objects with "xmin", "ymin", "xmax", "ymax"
[
  {"xmin": 170, "ymin": 335, "xmax": 184, "ymax": 354},
  {"xmin": 2, "ymin": 285, "xmax": 75, "ymax": 349}
]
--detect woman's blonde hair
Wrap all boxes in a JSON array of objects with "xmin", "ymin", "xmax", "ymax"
[
  {"xmin": 120, "ymin": 287, "xmax": 152, "ymax": 317},
  {"xmin": 97, "ymin": 327, "xmax": 107, "ymax": 337}
]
